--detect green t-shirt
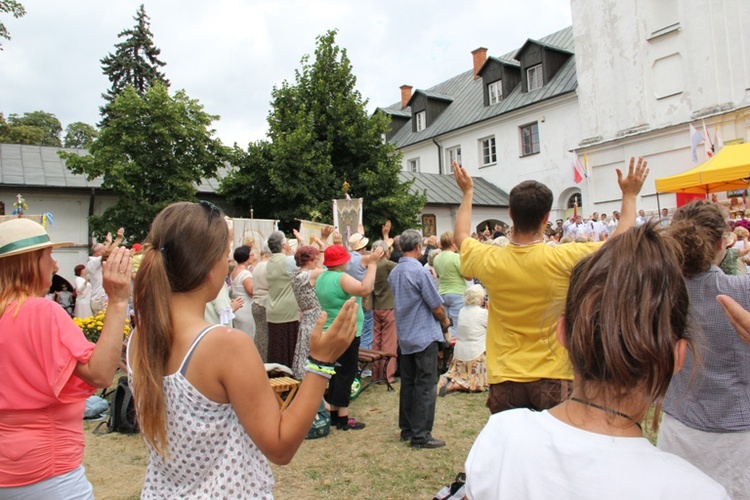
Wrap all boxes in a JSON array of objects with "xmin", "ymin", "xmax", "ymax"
[
  {"xmin": 433, "ymin": 250, "xmax": 466, "ymax": 295},
  {"xmin": 315, "ymin": 271, "xmax": 364, "ymax": 336}
]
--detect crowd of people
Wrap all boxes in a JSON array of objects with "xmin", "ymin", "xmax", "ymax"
[{"xmin": 1, "ymin": 155, "xmax": 749, "ymax": 498}]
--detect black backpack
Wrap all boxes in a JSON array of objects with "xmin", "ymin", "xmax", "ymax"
[{"xmin": 94, "ymin": 376, "xmax": 139, "ymax": 435}]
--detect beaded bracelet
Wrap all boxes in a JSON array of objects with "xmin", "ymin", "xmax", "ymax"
[{"xmin": 305, "ymin": 362, "xmax": 335, "ymax": 379}]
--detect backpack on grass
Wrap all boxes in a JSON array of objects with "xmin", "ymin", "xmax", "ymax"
[{"xmin": 93, "ymin": 376, "xmax": 138, "ymax": 435}]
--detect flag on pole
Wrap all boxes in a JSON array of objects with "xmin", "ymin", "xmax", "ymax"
[
  {"xmin": 572, "ymin": 155, "xmax": 585, "ymax": 184},
  {"xmin": 715, "ymin": 121, "xmax": 724, "ymax": 152},
  {"xmin": 702, "ymin": 120, "xmax": 714, "ymax": 158},
  {"xmin": 583, "ymin": 153, "xmax": 590, "ymax": 178},
  {"xmin": 689, "ymin": 124, "xmax": 704, "ymax": 163}
]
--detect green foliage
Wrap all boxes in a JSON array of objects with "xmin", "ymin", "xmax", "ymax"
[
  {"xmin": 0, "ymin": 110, "xmax": 62, "ymax": 146},
  {"xmin": 63, "ymin": 121, "xmax": 99, "ymax": 148},
  {"xmin": 99, "ymin": 4, "xmax": 168, "ymax": 122},
  {"xmin": 220, "ymin": 30, "xmax": 425, "ymax": 235},
  {"xmin": 60, "ymin": 84, "xmax": 229, "ymax": 242},
  {"xmin": 0, "ymin": 0, "xmax": 25, "ymax": 49}
]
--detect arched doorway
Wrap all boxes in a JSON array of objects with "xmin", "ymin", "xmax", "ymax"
[
  {"xmin": 475, "ymin": 219, "xmax": 510, "ymax": 236},
  {"xmin": 559, "ymin": 189, "xmax": 582, "ymax": 219}
]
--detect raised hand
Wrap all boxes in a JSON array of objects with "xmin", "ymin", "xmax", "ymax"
[
  {"xmin": 309, "ymin": 298, "xmax": 358, "ymax": 363},
  {"xmin": 101, "ymin": 246, "xmax": 132, "ymax": 304},
  {"xmin": 321, "ymin": 225, "xmax": 334, "ymax": 240},
  {"xmin": 369, "ymin": 246, "xmax": 385, "ymax": 262},
  {"xmin": 382, "ymin": 220, "xmax": 392, "ymax": 237},
  {"xmin": 453, "ymin": 161, "xmax": 474, "ymax": 193},
  {"xmin": 616, "ymin": 157, "xmax": 649, "ymax": 197}
]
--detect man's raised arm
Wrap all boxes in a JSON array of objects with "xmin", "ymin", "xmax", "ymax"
[
  {"xmin": 611, "ymin": 157, "xmax": 649, "ymax": 238},
  {"xmin": 452, "ymin": 161, "xmax": 474, "ymax": 250}
]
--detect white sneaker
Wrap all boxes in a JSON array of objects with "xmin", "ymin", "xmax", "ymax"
[{"xmin": 361, "ymin": 369, "xmax": 372, "ymax": 378}]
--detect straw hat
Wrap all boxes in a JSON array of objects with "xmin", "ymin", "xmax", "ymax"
[
  {"xmin": 348, "ymin": 232, "xmax": 369, "ymax": 251},
  {"xmin": 0, "ymin": 218, "xmax": 73, "ymax": 259}
]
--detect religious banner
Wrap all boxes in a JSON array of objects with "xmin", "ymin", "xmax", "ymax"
[
  {"xmin": 333, "ymin": 198, "xmax": 363, "ymax": 250},
  {"xmin": 296, "ymin": 219, "xmax": 331, "ymax": 247},
  {"xmin": 229, "ymin": 218, "xmax": 277, "ymax": 254}
]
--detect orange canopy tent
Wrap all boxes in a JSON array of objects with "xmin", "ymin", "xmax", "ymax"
[{"xmin": 654, "ymin": 143, "xmax": 750, "ymax": 194}]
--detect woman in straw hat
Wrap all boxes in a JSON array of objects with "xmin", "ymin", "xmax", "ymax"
[{"xmin": 0, "ymin": 218, "xmax": 132, "ymax": 498}]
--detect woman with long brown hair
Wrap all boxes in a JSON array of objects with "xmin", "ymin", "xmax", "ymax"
[
  {"xmin": 0, "ymin": 219, "xmax": 131, "ymax": 498},
  {"xmin": 659, "ymin": 200, "xmax": 750, "ymax": 498},
  {"xmin": 465, "ymin": 223, "xmax": 728, "ymax": 498},
  {"xmin": 129, "ymin": 202, "xmax": 356, "ymax": 498}
]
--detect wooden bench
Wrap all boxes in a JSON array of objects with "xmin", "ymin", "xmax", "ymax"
[
  {"xmin": 358, "ymin": 348, "xmax": 397, "ymax": 394},
  {"xmin": 269, "ymin": 376, "xmax": 300, "ymax": 411}
]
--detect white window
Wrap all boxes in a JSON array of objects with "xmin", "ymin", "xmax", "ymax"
[
  {"xmin": 520, "ymin": 122, "xmax": 540, "ymax": 156},
  {"xmin": 527, "ymin": 64, "xmax": 543, "ymax": 91},
  {"xmin": 479, "ymin": 137, "xmax": 497, "ymax": 167},
  {"xmin": 446, "ymin": 146, "xmax": 462, "ymax": 174},
  {"xmin": 408, "ymin": 157, "xmax": 420, "ymax": 173},
  {"xmin": 415, "ymin": 111, "xmax": 426, "ymax": 131},
  {"xmin": 488, "ymin": 81, "xmax": 502, "ymax": 105}
]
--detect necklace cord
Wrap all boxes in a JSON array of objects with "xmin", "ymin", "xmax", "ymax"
[{"xmin": 569, "ymin": 397, "xmax": 642, "ymax": 430}]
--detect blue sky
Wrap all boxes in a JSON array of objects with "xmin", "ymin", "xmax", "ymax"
[{"xmin": 0, "ymin": 0, "xmax": 572, "ymax": 146}]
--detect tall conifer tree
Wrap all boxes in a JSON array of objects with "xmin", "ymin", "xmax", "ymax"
[{"xmin": 99, "ymin": 4, "xmax": 168, "ymax": 123}]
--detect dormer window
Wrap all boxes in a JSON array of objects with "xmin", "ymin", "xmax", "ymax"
[
  {"xmin": 488, "ymin": 81, "xmax": 502, "ymax": 105},
  {"xmin": 527, "ymin": 65, "xmax": 543, "ymax": 91},
  {"xmin": 415, "ymin": 111, "xmax": 426, "ymax": 131}
]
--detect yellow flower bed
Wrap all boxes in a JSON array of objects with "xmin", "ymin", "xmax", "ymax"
[{"xmin": 74, "ymin": 309, "xmax": 132, "ymax": 343}]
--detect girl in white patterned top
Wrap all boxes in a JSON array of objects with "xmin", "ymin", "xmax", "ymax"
[{"xmin": 128, "ymin": 202, "xmax": 357, "ymax": 498}]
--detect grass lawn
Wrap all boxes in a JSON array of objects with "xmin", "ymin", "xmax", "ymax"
[
  {"xmin": 83, "ymin": 378, "xmax": 489, "ymax": 499},
  {"xmin": 82, "ymin": 375, "xmax": 662, "ymax": 499}
]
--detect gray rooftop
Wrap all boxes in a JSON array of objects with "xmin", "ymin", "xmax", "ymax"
[
  {"xmin": 400, "ymin": 171, "xmax": 508, "ymax": 207},
  {"xmin": 379, "ymin": 26, "xmax": 576, "ymax": 149},
  {"xmin": 0, "ymin": 143, "xmax": 227, "ymax": 193}
]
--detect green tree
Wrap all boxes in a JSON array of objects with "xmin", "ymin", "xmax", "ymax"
[
  {"xmin": 220, "ymin": 30, "xmax": 425, "ymax": 235},
  {"xmin": 0, "ymin": 110, "xmax": 62, "ymax": 146},
  {"xmin": 61, "ymin": 83, "xmax": 228, "ymax": 242},
  {"xmin": 99, "ymin": 4, "xmax": 168, "ymax": 122},
  {"xmin": 0, "ymin": 0, "xmax": 25, "ymax": 50},
  {"xmin": 63, "ymin": 121, "xmax": 99, "ymax": 148}
]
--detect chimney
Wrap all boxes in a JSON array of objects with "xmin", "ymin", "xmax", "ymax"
[
  {"xmin": 400, "ymin": 85, "xmax": 413, "ymax": 108},
  {"xmin": 472, "ymin": 47, "xmax": 488, "ymax": 79}
]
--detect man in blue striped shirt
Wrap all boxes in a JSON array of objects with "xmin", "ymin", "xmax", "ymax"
[{"xmin": 388, "ymin": 229, "xmax": 451, "ymax": 449}]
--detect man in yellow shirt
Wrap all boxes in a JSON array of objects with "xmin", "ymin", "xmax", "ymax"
[{"xmin": 452, "ymin": 158, "xmax": 648, "ymax": 414}]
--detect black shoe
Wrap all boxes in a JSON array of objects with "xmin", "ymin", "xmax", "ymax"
[
  {"xmin": 337, "ymin": 417, "xmax": 366, "ymax": 430},
  {"xmin": 411, "ymin": 438, "xmax": 446, "ymax": 449}
]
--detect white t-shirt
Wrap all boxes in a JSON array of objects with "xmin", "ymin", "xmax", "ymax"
[
  {"xmin": 465, "ymin": 409, "xmax": 729, "ymax": 500},
  {"xmin": 85, "ymin": 256, "xmax": 105, "ymax": 301}
]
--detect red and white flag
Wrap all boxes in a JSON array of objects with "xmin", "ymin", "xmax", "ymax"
[{"xmin": 572, "ymin": 155, "xmax": 586, "ymax": 184}]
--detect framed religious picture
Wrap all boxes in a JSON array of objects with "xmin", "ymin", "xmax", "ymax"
[{"xmin": 422, "ymin": 214, "xmax": 436, "ymax": 237}]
